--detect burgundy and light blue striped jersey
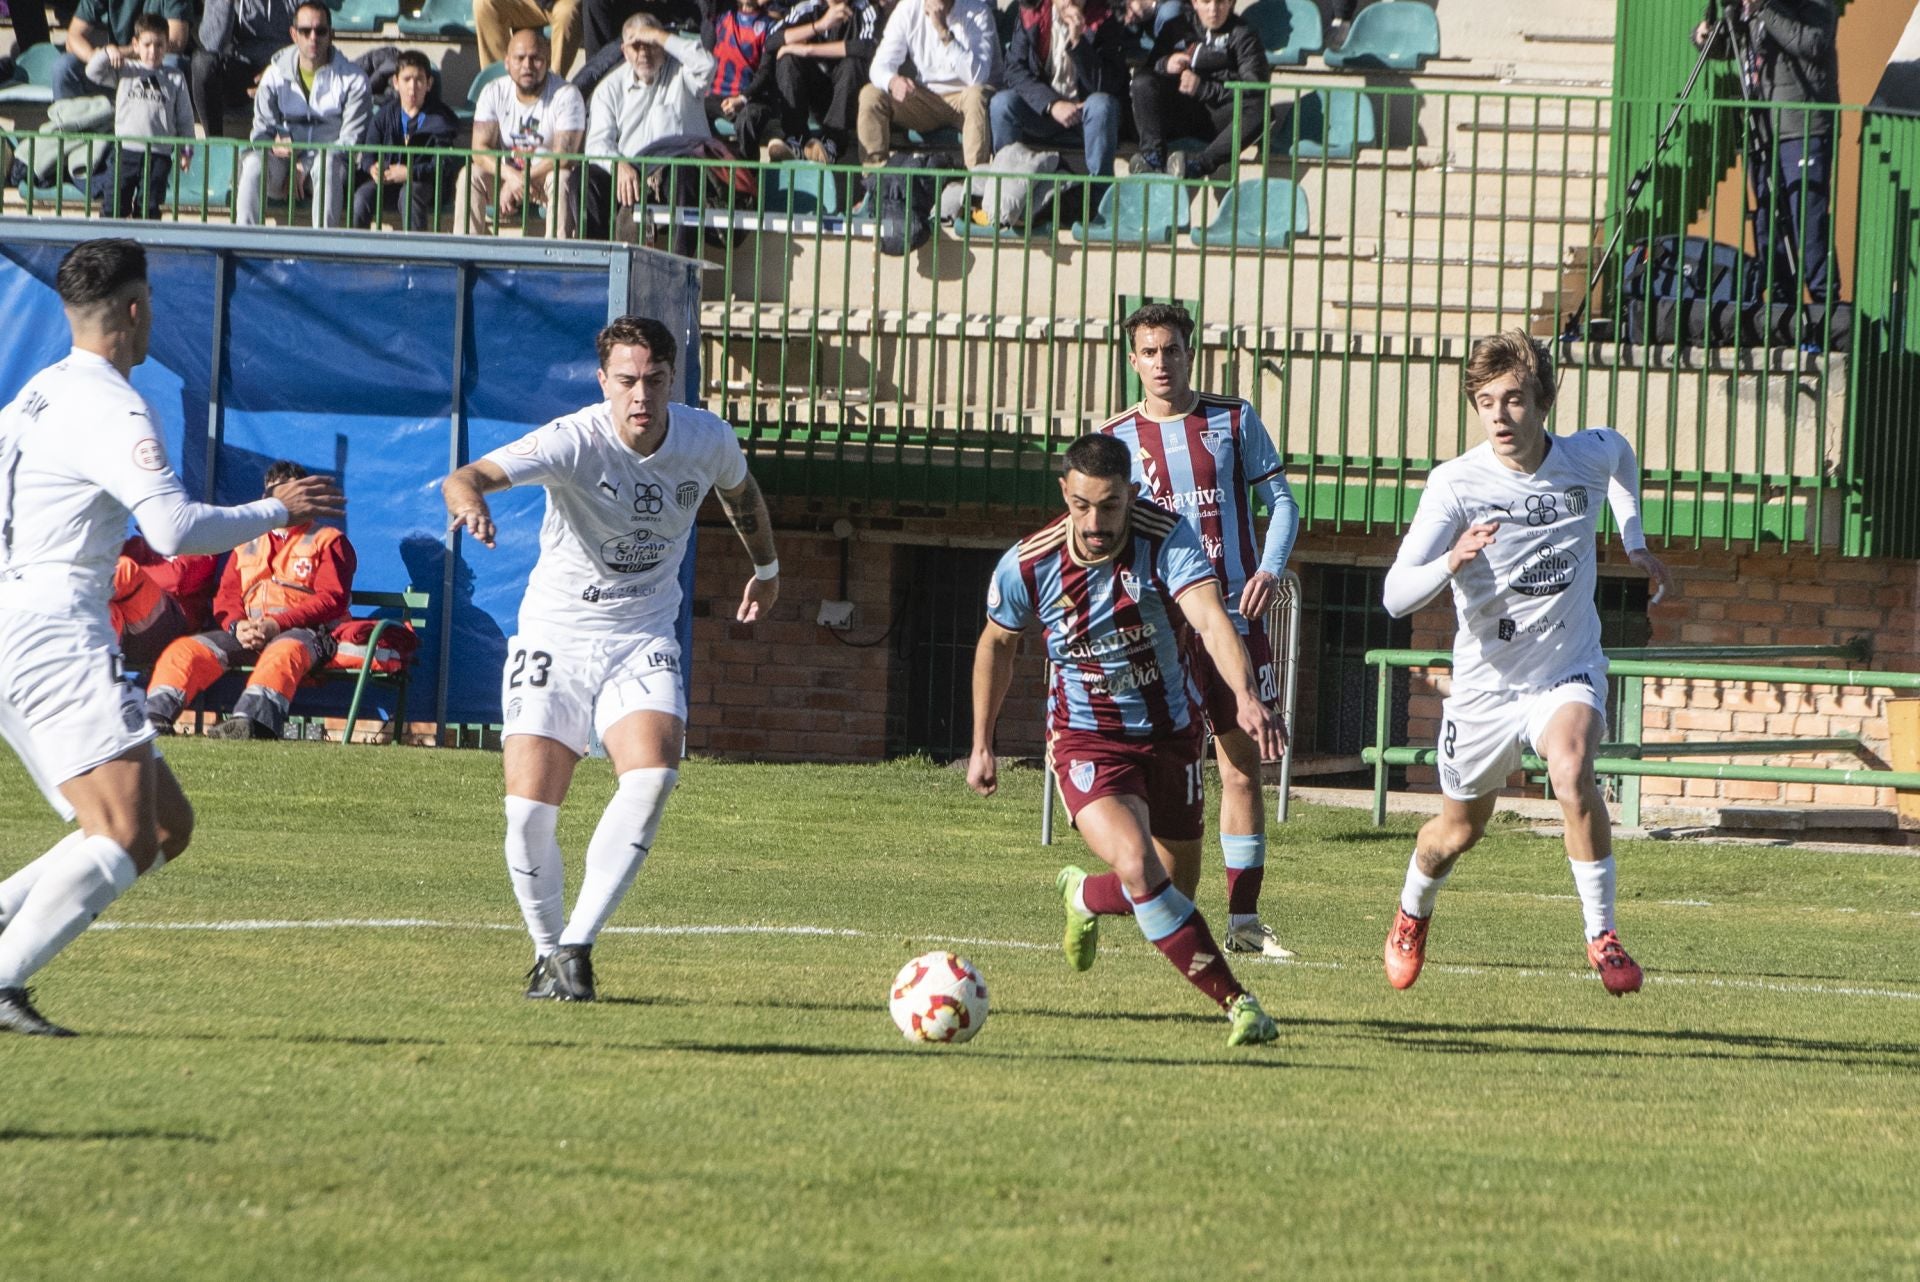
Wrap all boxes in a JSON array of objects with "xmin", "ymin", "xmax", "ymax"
[
  {"xmin": 986, "ymin": 500, "xmax": 1216, "ymax": 737},
  {"xmin": 1098, "ymin": 393, "xmax": 1284, "ymax": 630}
]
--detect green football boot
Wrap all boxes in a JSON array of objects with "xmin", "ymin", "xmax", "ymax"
[
  {"xmin": 1225, "ymin": 991, "xmax": 1279, "ymax": 1047},
  {"xmin": 1055, "ymin": 865, "xmax": 1099, "ymax": 972}
]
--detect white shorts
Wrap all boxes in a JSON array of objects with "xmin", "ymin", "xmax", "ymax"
[
  {"xmin": 1435, "ymin": 666, "xmax": 1609, "ymax": 802},
  {"xmin": 499, "ymin": 629, "xmax": 686, "ymax": 756},
  {"xmin": 0, "ymin": 609, "xmax": 156, "ymax": 821}
]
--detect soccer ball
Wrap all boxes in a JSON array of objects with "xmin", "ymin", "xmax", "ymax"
[{"xmin": 888, "ymin": 951, "xmax": 989, "ymax": 1045}]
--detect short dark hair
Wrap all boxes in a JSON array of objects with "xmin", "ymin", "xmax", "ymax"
[
  {"xmin": 131, "ymin": 11, "xmax": 168, "ymax": 39},
  {"xmin": 1464, "ymin": 329, "xmax": 1555, "ymax": 410},
  {"xmin": 595, "ymin": 315, "xmax": 677, "ymax": 370},
  {"xmin": 1121, "ymin": 302, "xmax": 1194, "ymax": 350},
  {"xmin": 394, "ymin": 49, "xmax": 433, "ymax": 76},
  {"xmin": 263, "ymin": 460, "xmax": 309, "ymax": 492},
  {"xmin": 56, "ymin": 238, "xmax": 147, "ymax": 311},
  {"xmin": 1062, "ymin": 433, "xmax": 1131, "ymax": 482},
  {"xmin": 293, "ymin": 0, "xmax": 330, "ymax": 25}
]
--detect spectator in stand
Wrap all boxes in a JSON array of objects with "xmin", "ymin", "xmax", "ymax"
[
  {"xmin": 144, "ymin": 461, "xmax": 358, "ymax": 742},
  {"xmin": 580, "ymin": 0, "xmax": 701, "ymax": 73},
  {"xmin": 193, "ymin": 0, "xmax": 300, "ymax": 137},
  {"xmin": 51, "ymin": 0, "xmax": 189, "ymax": 101},
  {"xmin": 992, "ymin": 0, "xmax": 1127, "ymax": 176},
  {"xmin": 857, "ymin": 0, "xmax": 1001, "ymax": 170},
  {"xmin": 475, "ymin": 0, "xmax": 582, "ymax": 79},
  {"xmin": 110, "ymin": 535, "xmax": 219, "ymax": 671},
  {"xmin": 1130, "ymin": 0, "xmax": 1268, "ymax": 178},
  {"xmin": 582, "ymin": 13, "xmax": 713, "ymax": 237},
  {"xmin": 352, "ymin": 50, "xmax": 460, "ymax": 229},
  {"xmin": 755, "ymin": 0, "xmax": 883, "ymax": 163},
  {"xmin": 3, "ymin": 0, "xmax": 52, "ymax": 55},
  {"xmin": 234, "ymin": 1, "xmax": 371, "ymax": 226},
  {"xmin": 700, "ymin": 0, "xmax": 780, "ymax": 160},
  {"xmin": 1117, "ymin": 0, "xmax": 1184, "ymax": 67},
  {"xmin": 83, "ymin": 13, "xmax": 194, "ymax": 219},
  {"xmin": 457, "ymin": 28, "xmax": 588, "ymax": 237}
]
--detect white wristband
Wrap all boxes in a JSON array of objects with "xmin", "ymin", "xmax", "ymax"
[{"xmin": 753, "ymin": 559, "xmax": 780, "ymax": 581}]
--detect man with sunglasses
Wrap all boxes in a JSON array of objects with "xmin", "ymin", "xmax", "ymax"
[{"xmin": 235, "ymin": 0, "xmax": 371, "ymax": 227}]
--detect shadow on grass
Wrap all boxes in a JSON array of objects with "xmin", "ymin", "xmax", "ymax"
[
  {"xmin": 1298, "ymin": 1015, "xmax": 1920, "ymax": 1068},
  {"xmin": 1439, "ymin": 955, "xmax": 1920, "ymax": 989},
  {"xmin": 657, "ymin": 1040, "xmax": 1324, "ymax": 1070},
  {"xmin": 0, "ymin": 1127, "xmax": 217, "ymax": 1144}
]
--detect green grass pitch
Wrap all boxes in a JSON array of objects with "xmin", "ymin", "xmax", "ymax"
[{"xmin": 1, "ymin": 744, "xmax": 1916, "ymax": 1280}]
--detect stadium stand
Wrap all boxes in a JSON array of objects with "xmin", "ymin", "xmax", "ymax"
[
  {"xmin": 1321, "ymin": 0, "xmax": 1441, "ymax": 71},
  {"xmin": 1190, "ymin": 176, "xmax": 1307, "ymax": 249},
  {"xmin": 1243, "ymin": 0, "xmax": 1323, "ymax": 68}
]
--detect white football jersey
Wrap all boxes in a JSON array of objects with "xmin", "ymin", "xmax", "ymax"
[
  {"xmin": 0, "ymin": 349, "xmax": 187, "ymax": 627},
  {"xmin": 486, "ymin": 401, "xmax": 749, "ymax": 638},
  {"xmin": 1391, "ymin": 429, "xmax": 1645, "ymax": 695}
]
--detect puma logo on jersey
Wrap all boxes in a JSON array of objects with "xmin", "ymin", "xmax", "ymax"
[{"xmin": 598, "ymin": 479, "xmax": 618, "ymax": 498}]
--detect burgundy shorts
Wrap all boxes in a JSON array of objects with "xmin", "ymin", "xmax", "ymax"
[
  {"xmin": 1188, "ymin": 617, "xmax": 1278, "ymax": 732},
  {"xmin": 1048, "ymin": 724, "xmax": 1205, "ymax": 842}
]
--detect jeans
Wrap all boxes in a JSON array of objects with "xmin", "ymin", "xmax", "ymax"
[{"xmin": 988, "ymin": 91, "xmax": 1121, "ymax": 177}]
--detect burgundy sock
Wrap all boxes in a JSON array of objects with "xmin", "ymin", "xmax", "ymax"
[
  {"xmin": 1225, "ymin": 864, "xmax": 1265, "ymax": 916},
  {"xmin": 1080, "ymin": 871, "xmax": 1134, "ymax": 916},
  {"xmin": 1149, "ymin": 911, "xmax": 1243, "ymax": 1009}
]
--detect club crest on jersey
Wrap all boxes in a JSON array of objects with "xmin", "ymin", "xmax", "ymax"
[
  {"xmin": 601, "ymin": 527, "xmax": 669, "ymax": 574},
  {"xmin": 1198, "ymin": 427, "xmax": 1231, "ymax": 454},
  {"xmin": 986, "ymin": 581, "xmax": 1002, "ymax": 610},
  {"xmin": 1511, "ymin": 544, "xmax": 1573, "ymax": 597},
  {"xmin": 1565, "ymin": 485, "xmax": 1589, "ymax": 516},
  {"xmin": 1498, "ymin": 618, "xmax": 1516, "ymax": 641},
  {"xmin": 1068, "ymin": 760, "xmax": 1096, "ymax": 792},
  {"xmin": 1118, "ymin": 569, "xmax": 1141, "ymax": 599},
  {"xmin": 676, "ymin": 481, "xmax": 699, "ymax": 509}
]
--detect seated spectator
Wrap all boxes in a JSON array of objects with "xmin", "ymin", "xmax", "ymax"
[
  {"xmin": 757, "ymin": 0, "xmax": 883, "ymax": 163},
  {"xmin": 110, "ymin": 535, "xmax": 219, "ymax": 672},
  {"xmin": 144, "ymin": 461, "xmax": 358, "ymax": 742},
  {"xmin": 352, "ymin": 50, "xmax": 460, "ymax": 230},
  {"xmin": 1129, "ymin": 0, "xmax": 1268, "ymax": 178},
  {"xmin": 581, "ymin": 0, "xmax": 701, "ymax": 71},
  {"xmin": 992, "ymin": 0, "xmax": 1126, "ymax": 176},
  {"xmin": 700, "ymin": 0, "xmax": 779, "ymax": 161},
  {"xmin": 235, "ymin": 2, "xmax": 371, "ymax": 227},
  {"xmin": 83, "ymin": 12, "xmax": 195, "ymax": 219},
  {"xmin": 475, "ymin": 0, "xmax": 582, "ymax": 79},
  {"xmin": 52, "ymin": 0, "xmax": 189, "ymax": 101},
  {"xmin": 193, "ymin": 0, "xmax": 301, "ymax": 138},
  {"xmin": 857, "ymin": 0, "xmax": 1000, "ymax": 170},
  {"xmin": 1116, "ymin": 0, "xmax": 1184, "ymax": 67},
  {"xmin": 457, "ymin": 28, "xmax": 588, "ymax": 237},
  {"xmin": 581, "ymin": 13, "xmax": 712, "ymax": 237}
]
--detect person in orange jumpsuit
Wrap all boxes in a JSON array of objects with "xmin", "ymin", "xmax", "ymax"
[
  {"xmin": 109, "ymin": 536, "xmax": 220, "ymax": 671},
  {"xmin": 144, "ymin": 460, "xmax": 357, "ymax": 740}
]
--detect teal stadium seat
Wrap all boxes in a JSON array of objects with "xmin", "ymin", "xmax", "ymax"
[
  {"xmin": 1322, "ymin": 0, "xmax": 1440, "ymax": 72},
  {"xmin": 1068, "ymin": 177, "xmax": 1191, "ymax": 246},
  {"xmin": 765, "ymin": 162, "xmax": 840, "ymax": 216},
  {"xmin": 162, "ymin": 142, "xmax": 236, "ymax": 209},
  {"xmin": 1282, "ymin": 88, "xmax": 1376, "ymax": 160},
  {"xmin": 400, "ymin": 0, "xmax": 475, "ymax": 38},
  {"xmin": 1191, "ymin": 178, "xmax": 1308, "ymax": 249},
  {"xmin": 1243, "ymin": 0, "xmax": 1324, "ymax": 68},
  {"xmin": 0, "ymin": 43, "xmax": 63, "ymax": 105},
  {"xmin": 330, "ymin": 0, "xmax": 403, "ymax": 33}
]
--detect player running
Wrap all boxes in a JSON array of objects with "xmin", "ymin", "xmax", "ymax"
[
  {"xmin": 441, "ymin": 314, "xmax": 778, "ymax": 1003},
  {"xmin": 0, "ymin": 238, "xmax": 344, "ymax": 1036},
  {"xmin": 1380, "ymin": 330, "xmax": 1673, "ymax": 997},
  {"xmin": 1098, "ymin": 302, "xmax": 1300, "ymax": 959},
  {"xmin": 968, "ymin": 433, "xmax": 1285, "ymax": 1047}
]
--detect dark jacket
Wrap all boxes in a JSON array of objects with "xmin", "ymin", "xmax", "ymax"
[
  {"xmin": 1704, "ymin": 0, "xmax": 1837, "ymax": 139},
  {"xmin": 745, "ymin": 0, "xmax": 885, "ymax": 100},
  {"xmin": 1005, "ymin": 0, "xmax": 1130, "ymax": 113},
  {"xmin": 1143, "ymin": 12, "xmax": 1267, "ymax": 109},
  {"xmin": 361, "ymin": 95, "xmax": 462, "ymax": 186}
]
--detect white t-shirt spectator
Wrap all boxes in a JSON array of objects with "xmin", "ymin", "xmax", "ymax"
[{"xmin": 475, "ymin": 72, "xmax": 588, "ymax": 154}]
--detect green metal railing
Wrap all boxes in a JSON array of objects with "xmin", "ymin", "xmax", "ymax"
[{"xmin": 1361, "ymin": 643, "xmax": 1920, "ymax": 828}]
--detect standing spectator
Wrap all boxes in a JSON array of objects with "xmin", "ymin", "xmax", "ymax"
[
  {"xmin": 1130, "ymin": 0, "xmax": 1268, "ymax": 178},
  {"xmin": 857, "ymin": 0, "xmax": 1001, "ymax": 170},
  {"xmin": 51, "ymin": 0, "xmax": 189, "ymax": 101},
  {"xmin": 580, "ymin": 14, "xmax": 710, "ymax": 237},
  {"xmin": 83, "ymin": 13, "xmax": 194, "ymax": 219},
  {"xmin": 457, "ymin": 28, "xmax": 588, "ymax": 237},
  {"xmin": 992, "ymin": 0, "xmax": 1127, "ymax": 176},
  {"xmin": 234, "ymin": 1, "xmax": 371, "ymax": 226},
  {"xmin": 756, "ymin": 0, "xmax": 883, "ymax": 163},
  {"xmin": 475, "ymin": 0, "xmax": 583, "ymax": 79},
  {"xmin": 352, "ymin": 49, "xmax": 461, "ymax": 230},
  {"xmin": 700, "ymin": 0, "xmax": 780, "ymax": 160},
  {"xmin": 1695, "ymin": 0, "xmax": 1841, "ymax": 307},
  {"xmin": 192, "ymin": 0, "xmax": 300, "ymax": 137}
]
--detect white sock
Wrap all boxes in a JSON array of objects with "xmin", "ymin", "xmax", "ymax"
[
  {"xmin": 0, "ymin": 834, "xmax": 139, "ymax": 988},
  {"xmin": 1399, "ymin": 850, "xmax": 1449, "ymax": 919},
  {"xmin": 1069, "ymin": 877, "xmax": 1093, "ymax": 919},
  {"xmin": 0, "ymin": 831, "xmax": 87, "ymax": 928},
  {"xmin": 1568, "ymin": 857, "xmax": 1617, "ymax": 940},
  {"xmin": 559, "ymin": 768, "xmax": 677, "ymax": 948},
  {"xmin": 503, "ymin": 796, "xmax": 564, "ymax": 957}
]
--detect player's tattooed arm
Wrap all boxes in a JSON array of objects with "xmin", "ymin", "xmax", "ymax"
[
  {"xmin": 441, "ymin": 458, "xmax": 511, "ymax": 549},
  {"xmin": 717, "ymin": 472, "xmax": 779, "ymax": 622}
]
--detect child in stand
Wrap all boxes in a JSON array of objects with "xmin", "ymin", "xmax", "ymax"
[
  {"xmin": 85, "ymin": 12, "xmax": 195, "ymax": 218},
  {"xmin": 352, "ymin": 50, "xmax": 461, "ymax": 230}
]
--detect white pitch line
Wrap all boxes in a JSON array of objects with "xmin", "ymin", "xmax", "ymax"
[{"xmin": 92, "ymin": 919, "xmax": 1920, "ymax": 1004}]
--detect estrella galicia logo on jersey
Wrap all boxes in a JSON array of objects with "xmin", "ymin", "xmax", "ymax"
[
  {"xmin": 1565, "ymin": 485, "xmax": 1589, "ymax": 516},
  {"xmin": 131, "ymin": 438, "xmax": 167, "ymax": 472},
  {"xmin": 1497, "ymin": 618, "xmax": 1516, "ymax": 641},
  {"xmin": 600, "ymin": 528, "xmax": 670, "ymax": 574},
  {"xmin": 676, "ymin": 481, "xmax": 699, "ymax": 509},
  {"xmin": 1068, "ymin": 760, "xmax": 1096, "ymax": 793},
  {"xmin": 632, "ymin": 483, "xmax": 664, "ymax": 516},
  {"xmin": 1512, "ymin": 544, "xmax": 1573, "ymax": 597}
]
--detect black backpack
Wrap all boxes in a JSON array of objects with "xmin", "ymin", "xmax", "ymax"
[{"xmin": 865, "ymin": 152, "xmax": 937, "ymax": 256}]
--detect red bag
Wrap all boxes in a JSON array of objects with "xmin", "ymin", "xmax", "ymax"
[{"xmin": 326, "ymin": 617, "xmax": 420, "ymax": 675}]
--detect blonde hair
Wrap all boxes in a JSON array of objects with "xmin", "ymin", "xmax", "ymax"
[{"xmin": 1463, "ymin": 329, "xmax": 1554, "ymax": 410}]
